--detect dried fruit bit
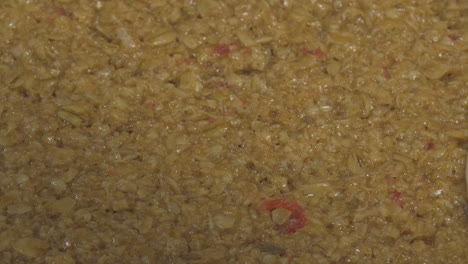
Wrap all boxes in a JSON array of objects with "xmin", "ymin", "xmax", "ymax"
[
  {"xmin": 381, "ymin": 58, "xmax": 399, "ymax": 79},
  {"xmin": 387, "ymin": 176, "xmax": 398, "ymax": 184},
  {"xmin": 302, "ymin": 48, "xmax": 325, "ymax": 57},
  {"xmin": 55, "ymin": 8, "xmax": 66, "ymax": 15},
  {"xmin": 261, "ymin": 199, "xmax": 307, "ymax": 233},
  {"xmin": 243, "ymin": 48, "xmax": 253, "ymax": 55},
  {"xmin": 448, "ymin": 34, "xmax": 459, "ymax": 41},
  {"xmin": 392, "ymin": 191, "xmax": 405, "ymax": 208},
  {"xmin": 383, "ymin": 67, "xmax": 391, "ymax": 79},
  {"xmin": 213, "ymin": 43, "xmax": 236, "ymax": 56},
  {"xmin": 181, "ymin": 58, "xmax": 194, "ymax": 65},
  {"xmin": 389, "ymin": 57, "xmax": 399, "ymax": 65},
  {"xmin": 425, "ymin": 139, "xmax": 434, "ymax": 150}
]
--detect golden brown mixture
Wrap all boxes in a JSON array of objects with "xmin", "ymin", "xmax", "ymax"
[{"xmin": 0, "ymin": 0, "xmax": 467, "ymax": 263}]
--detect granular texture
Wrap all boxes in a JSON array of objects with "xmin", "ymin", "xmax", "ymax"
[{"xmin": 0, "ymin": 0, "xmax": 467, "ymax": 263}]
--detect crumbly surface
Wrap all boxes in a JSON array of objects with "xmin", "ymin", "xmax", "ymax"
[{"xmin": 0, "ymin": 0, "xmax": 467, "ymax": 263}]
